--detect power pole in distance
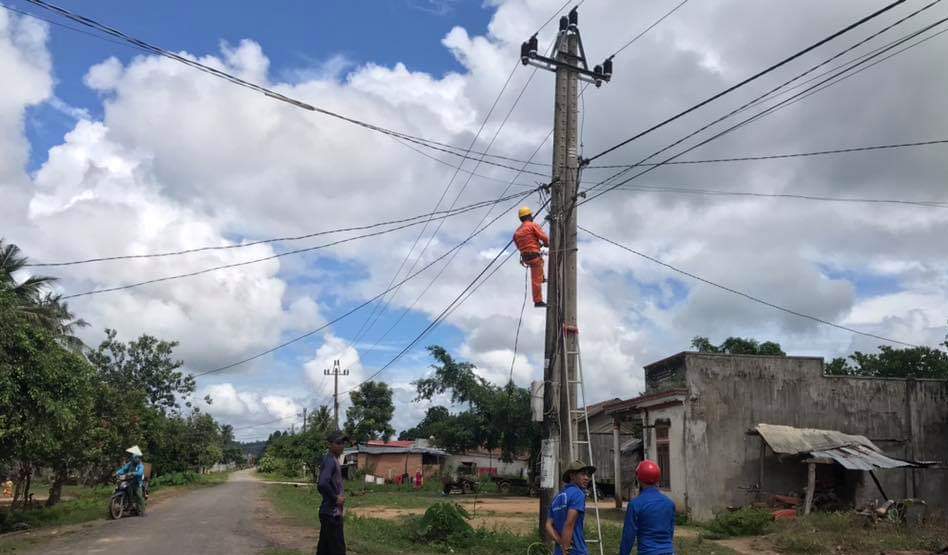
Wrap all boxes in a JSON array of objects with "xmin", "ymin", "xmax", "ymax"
[
  {"xmin": 520, "ymin": 6, "xmax": 612, "ymax": 541},
  {"xmin": 324, "ymin": 359, "xmax": 349, "ymax": 430}
]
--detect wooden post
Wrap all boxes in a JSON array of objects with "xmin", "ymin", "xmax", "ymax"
[
  {"xmin": 613, "ymin": 418, "xmax": 622, "ymax": 509},
  {"xmin": 757, "ymin": 440, "xmax": 766, "ymax": 501},
  {"xmin": 803, "ymin": 462, "xmax": 816, "ymax": 515}
]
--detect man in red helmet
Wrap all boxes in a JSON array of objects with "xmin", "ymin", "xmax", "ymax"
[{"xmin": 620, "ymin": 460, "xmax": 676, "ymax": 555}]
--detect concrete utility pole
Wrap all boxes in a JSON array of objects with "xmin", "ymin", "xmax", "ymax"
[
  {"xmin": 520, "ymin": 7, "xmax": 612, "ymax": 539},
  {"xmin": 324, "ymin": 359, "xmax": 349, "ymax": 430},
  {"xmin": 302, "ymin": 407, "xmax": 308, "ymax": 433}
]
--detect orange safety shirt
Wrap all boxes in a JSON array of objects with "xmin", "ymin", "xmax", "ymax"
[{"xmin": 513, "ymin": 221, "xmax": 549, "ymax": 253}]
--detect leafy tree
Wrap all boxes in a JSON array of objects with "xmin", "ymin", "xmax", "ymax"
[
  {"xmin": 88, "ymin": 329, "xmax": 196, "ymax": 414},
  {"xmin": 344, "ymin": 381, "xmax": 395, "ymax": 443},
  {"xmin": 399, "ymin": 406, "xmax": 451, "ymax": 440},
  {"xmin": 412, "ymin": 346, "xmax": 538, "ymax": 464},
  {"xmin": 691, "ymin": 336, "xmax": 786, "ymax": 356},
  {"xmin": 0, "ymin": 291, "xmax": 101, "ymax": 507},
  {"xmin": 826, "ymin": 339, "xmax": 948, "ymax": 380}
]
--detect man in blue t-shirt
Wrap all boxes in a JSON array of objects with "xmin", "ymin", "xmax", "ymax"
[
  {"xmin": 620, "ymin": 460, "xmax": 676, "ymax": 555},
  {"xmin": 546, "ymin": 459, "xmax": 595, "ymax": 555}
]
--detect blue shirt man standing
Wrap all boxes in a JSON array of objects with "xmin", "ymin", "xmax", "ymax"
[
  {"xmin": 546, "ymin": 459, "xmax": 596, "ymax": 555},
  {"xmin": 316, "ymin": 430, "xmax": 348, "ymax": 555},
  {"xmin": 620, "ymin": 460, "xmax": 676, "ymax": 555}
]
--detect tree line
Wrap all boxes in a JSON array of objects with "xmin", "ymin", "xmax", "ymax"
[
  {"xmin": 0, "ymin": 240, "xmax": 241, "ymax": 509},
  {"xmin": 691, "ymin": 334, "xmax": 948, "ymax": 379}
]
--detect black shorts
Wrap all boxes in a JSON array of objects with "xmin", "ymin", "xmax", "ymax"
[{"xmin": 316, "ymin": 513, "xmax": 346, "ymax": 555}]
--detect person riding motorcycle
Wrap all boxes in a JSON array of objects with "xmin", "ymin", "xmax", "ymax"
[{"xmin": 115, "ymin": 445, "xmax": 146, "ymax": 516}]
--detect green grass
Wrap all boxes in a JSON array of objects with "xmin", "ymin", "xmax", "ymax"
[
  {"xmin": 698, "ymin": 507, "xmax": 774, "ymax": 539},
  {"xmin": 266, "ymin": 484, "xmax": 737, "ymax": 555},
  {"xmin": 769, "ymin": 512, "xmax": 948, "ymax": 554}
]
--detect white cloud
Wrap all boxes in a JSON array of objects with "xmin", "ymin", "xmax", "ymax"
[{"xmin": 3, "ymin": 0, "xmax": 948, "ymax": 441}]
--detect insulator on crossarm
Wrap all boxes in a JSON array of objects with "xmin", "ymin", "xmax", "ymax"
[
  {"xmin": 529, "ymin": 35, "xmax": 538, "ymax": 54},
  {"xmin": 568, "ymin": 7, "xmax": 578, "ymax": 26},
  {"xmin": 594, "ymin": 64, "xmax": 603, "ymax": 77},
  {"xmin": 559, "ymin": 15, "xmax": 568, "ymax": 31},
  {"xmin": 521, "ymin": 41, "xmax": 530, "ymax": 64},
  {"xmin": 603, "ymin": 58, "xmax": 613, "ymax": 78}
]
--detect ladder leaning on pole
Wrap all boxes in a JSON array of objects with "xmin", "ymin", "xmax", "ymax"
[{"xmin": 563, "ymin": 325, "xmax": 605, "ymax": 555}]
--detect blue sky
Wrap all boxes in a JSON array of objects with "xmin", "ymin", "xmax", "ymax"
[
  {"xmin": 21, "ymin": 0, "xmax": 492, "ymax": 170},
  {"xmin": 7, "ymin": 0, "xmax": 946, "ymax": 440},
  {"xmin": 11, "ymin": 0, "xmax": 496, "ymax": 431}
]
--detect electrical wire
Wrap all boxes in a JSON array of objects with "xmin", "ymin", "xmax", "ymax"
[
  {"xmin": 584, "ymin": 138, "xmax": 948, "ymax": 169},
  {"xmin": 192, "ymin": 189, "xmax": 538, "ymax": 377},
  {"xmin": 612, "ymin": 184, "xmax": 948, "ymax": 208},
  {"xmin": 60, "ymin": 190, "xmax": 531, "ymax": 299},
  {"xmin": 578, "ymin": 13, "xmax": 948, "ymax": 207},
  {"xmin": 607, "ymin": 0, "xmax": 691, "ymax": 59},
  {"xmin": 0, "ymin": 1, "xmax": 137, "ymax": 50},
  {"xmin": 337, "ymin": 195, "xmax": 553, "ymax": 396},
  {"xmin": 27, "ymin": 191, "xmax": 534, "ymax": 268},
  {"xmin": 583, "ymin": 0, "xmax": 909, "ymax": 164},
  {"xmin": 19, "ymin": 0, "xmax": 539, "ymax": 171},
  {"xmin": 579, "ymin": 225, "xmax": 919, "ymax": 348},
  {"xmin": 584, "ymin": 0, "xmax": 945, "ymax": 197}
]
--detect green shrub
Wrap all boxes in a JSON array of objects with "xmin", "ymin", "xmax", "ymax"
[
  {"xmin": 413, "ymin": 502, "xmax": 474, "ymax": 547},
  {"xmin": 150, "ymin": 471, "xmax": 202, "ymax": 489},
  {"xmin": 702, "ymin": 507, "xmax": 773, "ymax": 538},
  {"xmin": 257, "ymin": 454, "xmax": 278, "ymax": 474}
]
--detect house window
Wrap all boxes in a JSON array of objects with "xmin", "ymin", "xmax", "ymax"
[{"xmin": 655, "ymin": 423, "xmax": 671, "ymax": 489}]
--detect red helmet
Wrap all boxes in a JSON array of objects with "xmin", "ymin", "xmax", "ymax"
[{"xmin": 636, "ymin": 460, "xmax": 661, "ymax": 485}]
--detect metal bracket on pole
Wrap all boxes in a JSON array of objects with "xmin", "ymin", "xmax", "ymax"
[{"xmin": 520, "ymin": 8, "xmax": 613, "ymax": 86}]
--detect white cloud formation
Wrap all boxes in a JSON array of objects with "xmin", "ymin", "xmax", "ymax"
[{"xmin": 3, "ymin": 1, "xmax": 948, "ymax": 441}]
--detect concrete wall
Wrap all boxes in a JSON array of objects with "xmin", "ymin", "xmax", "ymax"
[{"xmin": 681, "ymin": 353, "xmax": 948, "ymax": 520}]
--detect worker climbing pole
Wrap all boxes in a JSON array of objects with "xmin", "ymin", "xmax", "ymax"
[
  {"xmin": 513, "ymin": 206, "xmax": 550, "ymax": 307},
  {"xmin": 519, "ymin": 6, "xmax": 612, "ymax": 553}
]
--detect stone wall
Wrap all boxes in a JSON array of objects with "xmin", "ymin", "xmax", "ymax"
[{"xmin": 680, "ymin": 353, "xmax": 948, "ymax": 520}]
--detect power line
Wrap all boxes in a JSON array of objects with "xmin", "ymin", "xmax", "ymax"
[
  {"xmin": 608, "ymin": 0, "xmax": 691, "ymax": 59},
  {"xmin": 27, "ymin": 191, "xmax": 534, "ymax": 268},
  {"xmin": 0, "ymin": 2, "xmax": 138, "ymax": 50},
  {"xmin": 612, "ymin": 184, "xmax": 948, "ymax": 208},
  {"xmin": 19, "ymin": 0, "xmax": 537, "ymax": 170},
  {"xmin": 579, "ymin": 225, "xmax": 919, "ymax": 348},
  {"xmin": 584, "ymin": 1, "xmax": 944, "ymax": 197},
  {"xmin": 60, "ymin": 190, "xmax": 531, "ymax": 299},
  {"xmin": 578, "ymin": 12, "xmax": 948, "ymax": 207},
  {"xmin": 585, "ymin": 138, "xmax": 948, "ymax": 169},
  {"xmin": 583, "ymin": 0, "xmax": 909, "ymax": 164},
  {"xmin": 192, "ymin": 189, "xmax": 537, "ymax": 377},
  {"xmin": 338, "ymin": 196, "xmax": 552, "ymax": 397}
]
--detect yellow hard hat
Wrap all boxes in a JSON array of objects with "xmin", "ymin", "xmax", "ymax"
[{"xmin": 518, "ymin": 206, "xmax": 533, "ymax": 219}]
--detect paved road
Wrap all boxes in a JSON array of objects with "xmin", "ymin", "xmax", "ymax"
[{"xmin": 28, "ymin": 469, "xmax": 270, "ymax": 555}]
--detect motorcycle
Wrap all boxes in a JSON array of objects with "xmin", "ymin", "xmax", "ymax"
[{"xmin": 108, "ymin": 475, "xmax": 147, "ymax": 519}]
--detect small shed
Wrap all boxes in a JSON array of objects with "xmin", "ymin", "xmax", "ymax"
[{"xmin": 749, "ymin": 423, "xmax": 920, "ymax": 514}]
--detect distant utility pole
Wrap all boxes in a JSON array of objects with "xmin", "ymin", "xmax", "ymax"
[
  {"xmin": 302, "ymin": 407, "xmax": 308, "ymax": 433},
  {"xmin": 324, "ymin": 359, "xmax": 349, "ymax": 430},
  {"xmin": 520, "ymin": 6, "xmax": 611, "ymax": 540}
]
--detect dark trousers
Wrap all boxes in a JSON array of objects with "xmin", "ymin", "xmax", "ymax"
[{"xmin": 316, "ymin": 513, "xmax": 346, "ymax": 555}]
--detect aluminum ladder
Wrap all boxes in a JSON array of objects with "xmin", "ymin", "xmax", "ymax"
[{"xmin": 563, "ymin": 327, "xmax": 605, "ymax": 555}]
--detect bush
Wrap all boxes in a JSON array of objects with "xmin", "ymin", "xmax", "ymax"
[
  {"xmin": 702, "ymin": 507, "xmax": 773, "ymax": 539},
  {"xmin": 413, "ymin": 502, "xmax": 474, "ymax": 547},
  {"xmin": 150, "ymin": 471, "xmax": 202, "ymax": 489}
]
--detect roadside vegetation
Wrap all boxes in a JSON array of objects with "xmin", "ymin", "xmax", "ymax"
[
  {"xmin": 0, "ymin": 240, "xmax": 241, "ymax": 533},
  {"xmin": 265, "ymin": 484, "xmax": 737, "ymax": 555}
]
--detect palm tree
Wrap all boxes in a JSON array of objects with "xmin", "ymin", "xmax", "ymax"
[{"xmin": 1, "ymin": 239, "xmax": 88, "ymax": 352}]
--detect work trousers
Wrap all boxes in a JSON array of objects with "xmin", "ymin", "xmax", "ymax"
[
  {"xmin": 316, "ymin": 513, "xmax": 346, "ymax": 555},
  {"xmin": 524, "ymin": 255, "xmax": 545, "ymax": 304},
  {"xmin": 131, "ymin": 483, "xmax": 145, "ymax": 515}
]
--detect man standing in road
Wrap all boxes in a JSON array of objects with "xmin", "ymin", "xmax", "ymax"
[
  {"xmin": 545, "ymin": 459, "xmax": 596, "ymax": 555},
  {"xmin": 317, "ymin": 430, "xmax": 348, "ymax": 555},
  {"xmin": 619, "ymin": 460, "xmax": 676, "ymax": 555}
]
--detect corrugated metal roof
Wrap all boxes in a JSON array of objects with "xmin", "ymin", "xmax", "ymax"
[
  {"xmin": 620, "ymin": 438, "xmax": 643, "ymax": 455},
  {"xmin": 754, "ymin": 423, "xmax": 877, "ymax": 454},
  {"xmin": 355, "ymin": 445, "xmax": 448, "ymax": 456},
  {"xmin": 810, "ymin": 445, "xmax": 913, "ymax": 470}
]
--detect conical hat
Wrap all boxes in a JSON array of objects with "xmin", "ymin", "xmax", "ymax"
[{"xmin": 125, "ymin": 445, "xmax": 143, "ymax": 457}]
